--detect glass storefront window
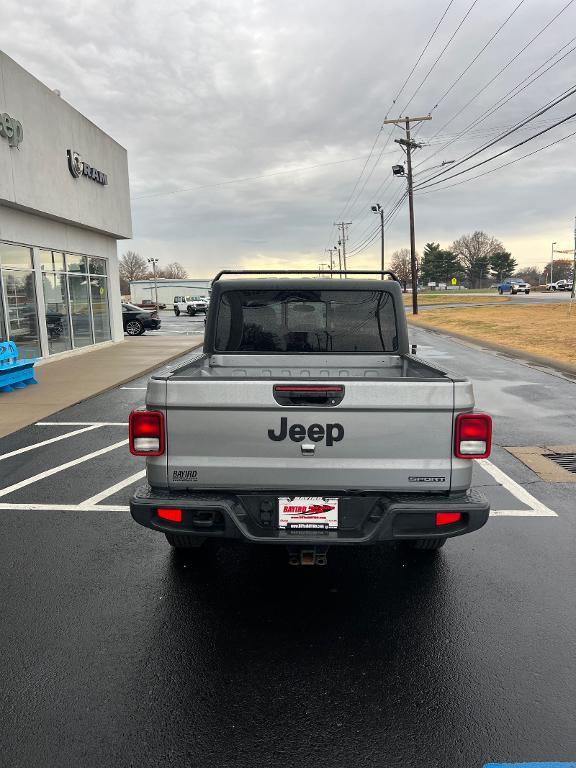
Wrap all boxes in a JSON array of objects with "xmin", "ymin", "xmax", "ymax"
[
  {"xmin": 66, "ymin": 253, "xmax": 88, "ymax": 274},
  {"xmin": 42, "ymin": 272, "xmax": 72, "ymax": 355},
  {"xmin": 88, "ymin": 257, "xmax": 107, "ymax": 275},
  {"xmin": 0, "ymin": 243, "xmax": 33, "ymax": 269},
  {"xmin": 90, "ymin": 276, "xmax": 111, "ymax": 343},
  {"xmin": 3, "ymin": 269, "xmax": 41, "ymax": 357},
  {"xmin": 68, "ymin": 274, "xmax": 93, "ymax": 348},
  {"xmin": 39, "ymin": 250, "xmax": 65, "ymax": 272}
]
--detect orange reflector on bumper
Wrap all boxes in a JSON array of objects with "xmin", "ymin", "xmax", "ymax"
[
  {"xmin": 158, "ymin": 508, "xmax": 183, "ymax": 523},
  {"xmin": 436, "ymin": 512, "xmax": 461, "ymax": 526}
]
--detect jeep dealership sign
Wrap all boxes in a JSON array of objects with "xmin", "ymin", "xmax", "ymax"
[
  {"xmin": 67, "ymin": 149, "xmax": 108, "ymax": 185},
  {"xmin": 0, "ymin": 112, "xmax": 23, "ymax": 148}
]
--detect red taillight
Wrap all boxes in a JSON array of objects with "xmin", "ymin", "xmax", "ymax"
[
  {"xmin": 129, "ymin": 410, "xmax": 165, "ymax": 456},
  {"xmin": 158, "ymin": 508, "xmax": 182, "ymax": 523},
  {"xmin": 454, "ymin": 413, "xmax": 492, "ymax": 459},
  {"xmin": 436, "ymin": 512, "xmax": 462, "ymax": 526}
]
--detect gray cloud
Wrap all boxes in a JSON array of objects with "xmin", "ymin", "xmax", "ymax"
[{"xmin": 1, "ymin": 0, "xmax": 576, "ymax": 274}]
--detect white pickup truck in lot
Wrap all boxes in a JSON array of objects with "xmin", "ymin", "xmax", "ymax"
[
  {"xmin": 173, "ymin": 295, "xmax": 208, "ymax": 316},
  {"xmin": 130, "ymin": 270, "xmax": 491, "ymax": 565}
]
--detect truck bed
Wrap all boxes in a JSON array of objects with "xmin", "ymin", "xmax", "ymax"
[{"xmin": 162, "ymin": 353, "xmax": 453, "ymax": 381}]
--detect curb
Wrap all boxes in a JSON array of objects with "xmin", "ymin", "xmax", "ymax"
[{"xmin": 408, "ymin": 320, "xmax": 576, "ymax": 379}]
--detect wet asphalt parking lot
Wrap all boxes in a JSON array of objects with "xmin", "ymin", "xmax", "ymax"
[{"xmin": 1, "ymin": 323, "xmax": 575, "ymax": 767}]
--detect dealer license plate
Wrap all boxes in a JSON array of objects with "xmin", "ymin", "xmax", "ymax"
[{"xmin": 278, "ymin": 497, "xmax": 339, "ymax": 530}]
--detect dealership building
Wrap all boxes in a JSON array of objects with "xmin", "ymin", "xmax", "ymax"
[{"xmin": 0, "ymin": 51, "xmax": 131, "ymax": 360}]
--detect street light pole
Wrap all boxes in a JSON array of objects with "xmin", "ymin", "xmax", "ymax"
[
  {"xmin": 371, "ymin": 204, "xmax": 385, "ymax": 277},
  {"xmin": 147, "ymin": 257, "xmax": 159, "ymax": 312},
  {"xmin": 551, "ymin": 241, "xmax": 556, "ymax": 284}
]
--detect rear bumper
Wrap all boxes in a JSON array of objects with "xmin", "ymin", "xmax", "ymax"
[{"xmin": 130, "ymin": 486, "xmax": 489, "ymax": 545}]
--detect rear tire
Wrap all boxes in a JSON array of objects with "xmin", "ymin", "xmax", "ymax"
[
  {"xmin": 126, "ymin": 319, "xmax": 145, "ymax": 336},
  {"xmin": 174, "ymin": 307, "xmax": 180, "ymax": 316},
  {"xmin": 525, "ymin": 290, "xmax": 530, "ymax": 295},
  {"xmin": 406, "ymin": 538, "xmax": 446, "ymax": 551},
  {"xmin": 498, "ymin": 288, "xmax": 503, "ymax": 294}
]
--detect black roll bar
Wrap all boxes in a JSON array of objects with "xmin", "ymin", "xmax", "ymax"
[{"xmin": 211, "ymin": 269, "xmax": 399, "ymax": 284}]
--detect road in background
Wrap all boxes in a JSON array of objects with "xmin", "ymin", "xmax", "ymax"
[{"xmin": 0, "ymin": 329, "xmax": 575, "ymax": 767}]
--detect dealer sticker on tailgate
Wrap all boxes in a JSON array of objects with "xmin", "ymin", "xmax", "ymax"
[{"xmin": 278, "ymin": 497, "xmax": 338, "ymax": 529}]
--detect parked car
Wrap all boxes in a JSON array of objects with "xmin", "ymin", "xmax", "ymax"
[
  {"xmin": 546, "ymin": 279, "xmax": 573, "ymax": 291},
  {"xmin": 135, "ymin": 299, "xmax": 167, "ymax": 310},
  {"xmin": 497, "ymin": 278, "xmax": 530, "ymax": 295},
  {"xmin": 130, "ymin": 269, "xmax": 491, "ymax": 564},
  {"xmin": 122, "ymin": 303, "xmax": 161, "ymax": 335},
  {"xmin": 173, "ymin": 295, "xmax": 209, "ymax": 316}
]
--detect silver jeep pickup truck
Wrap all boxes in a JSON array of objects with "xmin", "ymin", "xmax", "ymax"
[{"xmin": 130, "ymin": 270, "xmax": 491, "ymax": 564}]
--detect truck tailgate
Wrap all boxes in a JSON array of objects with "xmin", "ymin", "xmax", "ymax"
[{"xmin": 159, "ymin": 378, "xmax": 456, "ymax": 492}]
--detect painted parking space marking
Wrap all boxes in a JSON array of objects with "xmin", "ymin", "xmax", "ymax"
[
  {"xmin": 0, "ymin": 503, "xmax": 130, "ymax": 512},
  {"xmin": 479, "ymin": 459, "xmax": 557, "ymax": 517},
  {"xmin": 36, "ymin": 421, "xmax": 127, "ymax": 427},
  {"xmin": 0, "ymin": 439, "xmax": 129, "ymax": 499},
  {"xmin": 120, "ymin": 387, "xmax": 147, "ymax": 390},
  {"xmin": 0, "ymin": 433, "xmax": 558, "ymax": 517},
  {"xmin": 0, "ymin": 424, "xmax": 102, "ymax": 462},
  {"xmin": 79, "ymin": 470, "xmax": 146, "ymax": 507}
]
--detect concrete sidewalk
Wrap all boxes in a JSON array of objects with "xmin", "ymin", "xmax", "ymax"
[{"xmin": 0, "ymin": 336, "xmax": 202, "ymax": 438}]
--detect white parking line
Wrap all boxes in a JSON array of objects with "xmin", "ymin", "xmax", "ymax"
[
  {"xmin": 0, "ymin": 425, "xmax": 102, "ymax": 462},
  {"xmin": 120, "ymin": 387, "xmax": 147, "ymax": 390},
  {"xmin": 0, "ymin": 439, "xmax": 129, "ymax": 499},
  {"xmin": 478, "ymin": 459, "xmax": 557, "ymax": 517},
  {"xmin": 79, "ymin": 470, "xmax": 146, "ymax": 507},
  {"xmin": 36, "ymin": 422, "xmax": 127, "ymax": 426},
  {"xmin": 0, "ymin": 503, "xmax": 129, "ymax": 512}
]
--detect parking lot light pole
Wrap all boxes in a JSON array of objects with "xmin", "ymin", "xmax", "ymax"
[
  {"xmin": 551, "ymin": 242, "xmax": 556, "ymax": 284},
  {"xmin": 371, "ymin": 204, "xmax": 384, "ymax": 277},
  {"xmin": 147, "ymin": 258, "xmax": 159, "ymax": 312}
]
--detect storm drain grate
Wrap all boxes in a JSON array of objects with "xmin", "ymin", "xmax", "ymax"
[{"xmin": 548, "ymin": 453, "xmax": 576, "ymax": 474}]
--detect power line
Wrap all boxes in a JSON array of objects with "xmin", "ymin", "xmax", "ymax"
[
  {"xmin": 427, "ymin": 0, "xmax": 576, "ymax": 139},
  {"xmin": 338, "ymin": 0, "xmax": 463, "ymax": 223},
  {"xmin": 132, "ymin": 154, "xmax": 372, "ymax": 200},
  {"xmin": 414, "ymin": 83, "xmax": 576, "ymax": 188},
  {"xmin": 414, "ymin": 126, "xmax": 576, "ymax": 195},
  {"xmin": 413, "ymin": 8, "xmax": 576, "ymax": 175},
  {"xmin": 400, "ymin": 0, "xmax": 480, "ymax": 113},
  {"xmin": 428, "ymin": 0, "xmax": 528, "ymax": 114},
  {"xmin": 415, "ymin": 109, "xmax": 576, "ymax": 191}
]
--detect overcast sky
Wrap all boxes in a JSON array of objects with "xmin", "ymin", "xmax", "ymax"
[{"xmin": 1, "ymin": 0, "xmax": 576, "ymax": 276}]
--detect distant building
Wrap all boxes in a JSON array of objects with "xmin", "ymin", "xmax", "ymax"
[{"xmin": 129, "ymin": 278, "xmax": 211, "ymax": 305}]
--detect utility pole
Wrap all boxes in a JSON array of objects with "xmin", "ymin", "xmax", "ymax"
[
  {"xmin": 572, "ymin": 216, "xmax": 576, "ymax": 300},
  {"xmin": 551, "ymin": 241, "xmax": 556, "ymax": 284},
  {"xmin": 147, "ymin": 257, "xmax": 160, "ymax": 312},
  {"xmin": 384, "ymin": 115, "xmax": 432, "ymax": 314},
  {"xmin": 334, "ymin": 222, "xmax": 351, "ymax": 277}
]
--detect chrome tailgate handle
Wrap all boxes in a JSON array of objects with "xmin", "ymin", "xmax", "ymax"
[{"xmin": 301, "ymin": 443, "xmax": 316, "ymax": 456}]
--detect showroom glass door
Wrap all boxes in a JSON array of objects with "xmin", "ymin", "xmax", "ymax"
[{"xmin": 67, "ymin": 274, "xmax": 93, "ymax": 348}]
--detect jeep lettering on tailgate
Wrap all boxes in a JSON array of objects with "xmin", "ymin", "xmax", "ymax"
[{"xmin": 268, "ymin": 417, "xmax": 344, "ymax": 446}]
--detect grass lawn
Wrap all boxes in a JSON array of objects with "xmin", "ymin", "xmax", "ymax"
[
  {"xmin": 408, "ymin": 303, "xmax": 576, "ymax": 367},
  {"xmin": 402, "ymin": 294, "xmax": 510, "ymax": 306}
]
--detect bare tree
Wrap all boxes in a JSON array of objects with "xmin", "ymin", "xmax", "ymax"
[
  {"xmin": 160, "ymin": 262, "xmax": 188, "ymax": 279},
  {"xmin": 119, "ymin": 251, "xmax": 149, "ymax": 294},
  {"xmin": 451, "ymin": 231, "xmax": 504, "ymax": 288},
  {"xmin": 390, "ymin": 248, "xmax": 417, "ymax": 289}
]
